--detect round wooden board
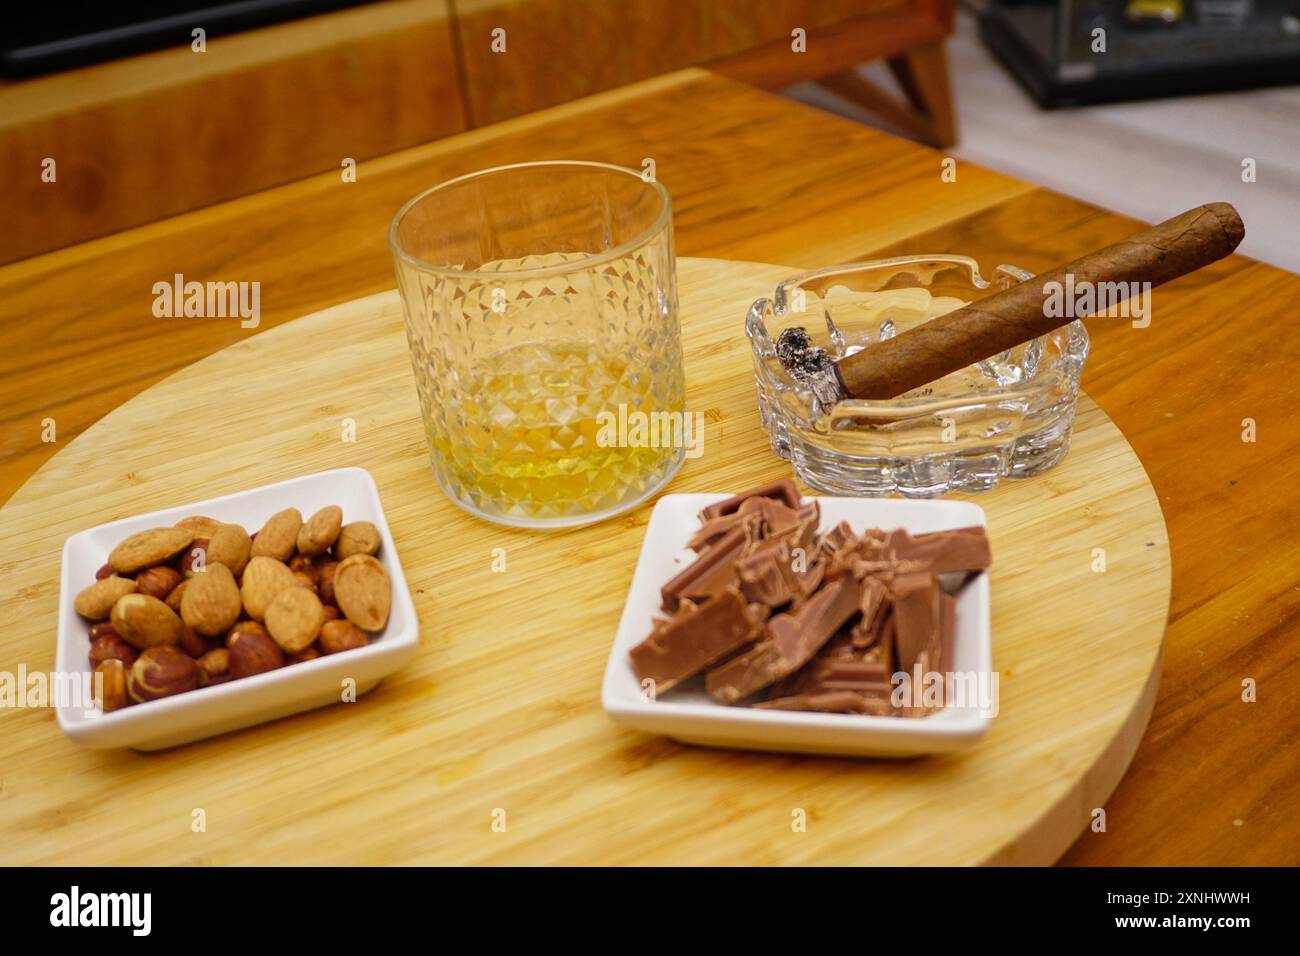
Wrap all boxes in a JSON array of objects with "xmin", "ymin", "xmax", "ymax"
[{"xmin": 0, "ymin": 257, "xmax": 1169, "ymax": 865}]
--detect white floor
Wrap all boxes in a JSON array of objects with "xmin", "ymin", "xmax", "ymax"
[{"xmin": 784, "ymin": 11, "xmax": 1300, "ymax": 272}]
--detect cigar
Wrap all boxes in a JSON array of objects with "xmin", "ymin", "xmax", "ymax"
[{"xmin": 808, "ymin": 202, "xmax": 1244, "ymax": 403}]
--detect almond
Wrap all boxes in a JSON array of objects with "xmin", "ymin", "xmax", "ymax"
[
  {"xmin": 240, "ymin": 556, "xmax": 297, "ymax": 621},
  {"xmin": 251, "ymin": 508, "xmax": 303, "ymax": 561},
  {"xmin": 180, "ymin": 563, "xmax": 242, "ymax": 637},
  {"xmin": 335, "ymin": 521, "xmax": 381, "ymax": 559},
  {"xmin": 108, "ymin": 527, "xmax": 194, "ymax": 574},
  {"xmin": 111, "ymin": 593, "xmax": 183, "ymax": 649},
  {"xmin": 206, "ymin": 523, "xmax": 252, "ymax": 576},
  {"xmin": 264, "ymin": 586, "xmax": 325, "ymax": 653},
  {"xmin": 332, "ymin": 554, "xmax": 391, "ymax": 632},
  {"xmin": 74, "ymin": 575, "xmax": 137, "ymax": 620},
  {"xmin": 175, "ymin": 515, "xmax": 224, "ymax": 538},
  {"xmin": 165, "ymin": 577, "xmax": 189, "ymax": 613},
  {"xmin": 296, "ymin": 505, "xmax": 343, "ymax": 557}
]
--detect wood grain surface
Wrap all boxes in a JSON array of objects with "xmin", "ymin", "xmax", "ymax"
[
  {"xmin": 0, "ymin": 259, "xmax": 1169, "ymax": 865},
  {"xmin": 0, "ymin": 0, "xmax": 466, "ymax": 264},
  {"xmin": 0, "ymin": 68, "xmax": 1294, "ymax": 864},
  {"xmin": 452, "ymin": 0, "xmax": 904, "ymax": 125}
]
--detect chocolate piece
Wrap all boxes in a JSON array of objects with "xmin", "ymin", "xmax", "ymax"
[
  {"xmin": 706, "ymin": 576, "xmax": 859, "ymax": 703},
  {"xmin": 870, "ymin": 526, "xmax": 991, "ymax": 574},
  {"xmin": 816, "ymin": 520, "xmax": 857, "ymax": 559},
  {"xmin": 892, "ymin": 571, "xmax": 942, "ymax": 675},
  {"xmin": 699, "ymin": 479, "xmax": 800, "ymax": 521},
  {"xmin": 757, "ymin": 690, "xmax": 895, "ymax": 716},
  {"xmin": 938, "ymin": 591, "xmax": 956, "ymax": 675},
  {"xmin": 849, "ymin": 576, "xmax": 890, "ymax": 648},
  {"xmin": 687, "ymin": 497, "xmax": 769, "ymax": 552},
  {"xmin": 661, "ymin": 526, "xmax": 747, "ymax": 612},
  {"xmin": 735, "ymin": 529, "xmax": 823, "ymax": 609},
  {"xmin": 630, "ymin": 587, "xmax": 762, "ymax": 694}
]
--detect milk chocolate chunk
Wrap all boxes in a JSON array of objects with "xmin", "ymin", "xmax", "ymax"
[
  {"xmin": 630, "ymin": 587, "xmax": 761, "ymax": 694},
  {"xmin": 699, "ymin": 479, "xmax": 800, "ymax": 521},
  {"xmin": 661, "ymin": 526, "xmax": 747, "ymax": 613},
  {"xmin": 850, "ymin": 576, "xmax": 890, "ymax": 648},
  {"xmin": 880, "ymin": 526, "xmax": 991, "ymax": 574},
  {"xmin": 706, "ymin": 576, "xmax": 859, "ymax": 703},
  {"xmin": 757, "ymin": 690, "xmax": 895, "ymax": 716},
  {"xmin": 687, "ymin": 497, "xmax": 769, "ymax": 551},
  {"xmin": 938, "ymin": 592, "xmax": 956, "ymax": 674},
  {"xmin": 892, "ymin": 571, "xmax": 942, "ymax": 674}
]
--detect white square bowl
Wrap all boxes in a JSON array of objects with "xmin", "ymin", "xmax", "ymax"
[
  {"xmin": 56, "ymin": 467, "xmax": 419, "ymax": 750},
  {"xmin": 601, "ymin": 494, "xmax": 994, "ymax": 758}
]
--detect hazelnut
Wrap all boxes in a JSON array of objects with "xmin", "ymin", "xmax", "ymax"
[
  {"xmin": 320, "ymin": 619, "xmax": 368, "ymax": 655},
  {"xmin": 89, "ymin": 632, "xmax": 139, "ymax": 668},
  {"xmin": 128, "ymin": 646, "xmax": 200, "ymax": 702},
  {"xmin": 89, "ymin": 620, "xmax": 122, "ymax": 641},
  {"xmin": 111, "ymin": 593, "xmax": 183, "ymax": 649},
  {"xmin": 264, "ymin": 586, "xmax": 324, "ymax": 653},
  {"xmin": 95, "ymin": 659, "xmax": 129, "ymax": 712},
  {"xmin": 179, "ymin": 624, "xmax": 220, "ymax": 659},
  {"xmin": 197, "ymin": 648, "xmax": 232, "ymax": 686},
  {"xmin": 321, "ymin": 604, "xmax": 341, "ymax": 622},
  {"xmin": 288, "ymin": 644, "xmax": 322, "ymax": 664},
  {"xmin": 334, "ymin": 521, "xmax": 381, "ymax": 560},
  {"xmin": 135, "ymin": 565, "xmax": 182, "ymax": 601},
  {"xmin": 288, "ymin": 553, "xmax": 316, "ymax": 578},
  {"xmin": 180, "ymin": 537, "xmax": 210, "ymax": 576},
  {"xmin": 315, "ymin": 559, "xmax": 340, "ymax": 605},
  {"xmin": 74, "ymin": 575, "xmax": 138, "ymax": 620},
  {"xmin": 296, "ymin": 505, "xmax": 343, "ymax": 557},
  {"xmin": 180, "ymin": 563, "xmax": 242, "ymax": 637},
  {"xmin": 94, "ymin": 562, "xmax": 115, "ymax": 580},
  {"xmin": 227, "ymin": 622, "xmax": 284, "ymax": 678}
]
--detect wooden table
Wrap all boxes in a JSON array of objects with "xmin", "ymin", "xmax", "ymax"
[{"xmin": 1, "ymin": 68, "xmax": 1295, "ymax": 865}]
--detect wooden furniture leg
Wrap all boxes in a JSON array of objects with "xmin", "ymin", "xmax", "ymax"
[{"xmin": 817, "ymin": 40, "xmax": 957, "ymax": 149}]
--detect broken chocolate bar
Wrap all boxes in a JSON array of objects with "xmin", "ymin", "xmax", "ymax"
[
  {"xmin": 660, "ymin": 525, "xmax": 749, "ymax": 613},
  {"xmin": 874, "ymin": 527, "xmax": 991, "ymax": 575},
  {"xmin": 698, "ymin": 479, "xmax": 800, "ymax": 521},
  {"xmin": 706, "ymin": 576, "xmax": 859, "ymax": 703},
  {"xmin": 630, "ymin": 587, "xmax": 762, "ymax": 694},
  {"xmin": 892, "ymin": 571, "xmax": 941, "ymax": 675},
  {"xmin": 757, "ymin": 690, "xmax": 895, "ymax": 716}
]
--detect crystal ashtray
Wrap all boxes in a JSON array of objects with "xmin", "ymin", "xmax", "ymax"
[{"xmin": 745, "ymin": 255, "xmax": 1089, "ymax": 497}]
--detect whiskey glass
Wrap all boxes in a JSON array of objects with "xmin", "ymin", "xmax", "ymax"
[{"xmin": 390, "ymin": 161, "xmax": 685, "ymax": 527}]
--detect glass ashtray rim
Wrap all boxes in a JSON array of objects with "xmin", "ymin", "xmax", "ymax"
[
  {"xmin": 387, "ymin": 160, "xmax": 673, "ymax": 282},
  {"xmin": 747, "ymin": 254, "xmax": 1090, "ymax": 413}
]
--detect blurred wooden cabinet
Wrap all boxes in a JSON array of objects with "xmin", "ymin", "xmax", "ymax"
[{"xmin": 0, "ymin": 0, "xmax": 954, "ymax": 265}]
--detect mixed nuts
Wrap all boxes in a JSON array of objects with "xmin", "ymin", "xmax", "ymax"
[{"xmin": 75, "ymin": 507, "xmax": 392, "ymax": 712}]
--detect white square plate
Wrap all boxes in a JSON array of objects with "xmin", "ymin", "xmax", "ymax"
[
  {"xmin": 56, "ymin": 467, "xmax": 418, "ymax": 750},
  {"xmin": 601, "ymin": 494, "xmax": 994, "ymax": 757}
]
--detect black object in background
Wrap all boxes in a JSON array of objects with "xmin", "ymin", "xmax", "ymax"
[
  {"xmin": 2, "ymin": 0, "xmax": 375, "ymax": 78},
  {"xmin": 979, "ymin": 0, "xmax": 1300, "ymax": 107}
]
